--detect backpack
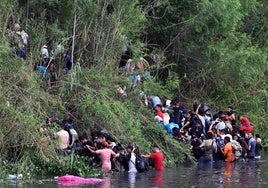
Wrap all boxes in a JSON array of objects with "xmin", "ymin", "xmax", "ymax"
[
  {"xmin": 135, "ymin": 155, "xmax": 149, "ymax": 173},
  {"xmin": 214, "ymin": 137, "xmax": 225, "ymax": 160},
  {"xmin": 231, "ymin": 140, "xmax": 242, "ymax": 159}
]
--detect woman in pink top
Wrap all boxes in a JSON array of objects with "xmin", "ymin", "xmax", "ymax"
[{"xmin": 86, "ymin": 141, "xmax": 117, "ymax": 173}]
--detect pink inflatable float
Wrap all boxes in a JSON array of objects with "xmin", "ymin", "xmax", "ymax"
[{"xmin": 57, "ymin": 175, "xmax": 104, "ymax": 186}]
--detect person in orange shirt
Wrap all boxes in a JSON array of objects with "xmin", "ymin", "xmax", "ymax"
[{"xmin": 221, "ymin": 136, "xmax": 235, "ymax": 162}]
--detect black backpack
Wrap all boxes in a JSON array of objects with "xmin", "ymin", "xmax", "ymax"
[{"xmin": 135, "ymin": 155, "xmax": 149, "ymax": 173}]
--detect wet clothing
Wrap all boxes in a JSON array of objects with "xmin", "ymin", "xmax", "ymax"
[
  {"xmin": 95, "ymin": 148, "xmax": 116, "ymax": 173},
  {"xmin": 128, "ymin": 152, "xmax": 138, "ymax": 173},
  {"xmin": 199, "ymin": 139, "xmax": 216, "ymax": 162},
  {"xmin": 191, "ymin": 138, "xmax": 203, "ymax": 160},
  {"xmin": 247, "ymin": 137, "xmax": 256, "ymax": 158},
  {"xmin": 255, "ymin": 141, "xmax": 262, "ymax": 159},
  {"xmin": 214, "ymin": 137, "xmax": 225, "ymax": 161},
  {"xmin": 238, "ymin": 138, "xmax": 249, "ymax": 158},
  {"xmin": 149, "ymin": 152, "xmax": 164, "ymax": 170},
  {"xmin": 223, "ymin": 142, "xmax": 235, "ymax": 162}
]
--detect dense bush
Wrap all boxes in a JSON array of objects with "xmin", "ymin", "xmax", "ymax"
[{"xmin": 0, "ymin": 0, "xmax": 267, "ymax": 181}]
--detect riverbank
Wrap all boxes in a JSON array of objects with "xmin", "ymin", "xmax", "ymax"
[
  {"xmin": 2, "ymin": 155, "xmax": 267, "ymax": 188},
  {"xmin": 1, "ymin": 0, "xmax": 268, "ymax": 181}
]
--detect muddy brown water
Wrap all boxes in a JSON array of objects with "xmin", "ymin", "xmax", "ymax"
[{"xmin": 4, "ymin": 155, "xmax": 268, "ymax": 188}]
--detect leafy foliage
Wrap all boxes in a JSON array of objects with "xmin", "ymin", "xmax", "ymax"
[{"xmin": 0, "ymin": 0, "xmax": 267, "ymax": 180}]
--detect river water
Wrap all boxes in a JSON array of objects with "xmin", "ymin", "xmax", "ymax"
[{"xmin": 4, "ymin": 155, "xmax": 268, "ymax": 188}]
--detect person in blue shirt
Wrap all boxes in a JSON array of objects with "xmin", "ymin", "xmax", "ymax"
[
  {"xmin": 165, "ymin": 118, "xmax": 179, "ymax": 135},
  {"xmin": 36, "ymin": 65, "xmax": 51, "ymax": 87},
  {"xmin": 247, "ymin": 132, "xmax": 256, "ymax": 159}
]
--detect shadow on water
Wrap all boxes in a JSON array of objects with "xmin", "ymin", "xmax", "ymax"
[{"xmin": 3, "ymin": 155, "xmax": 268, "ymax": 188}]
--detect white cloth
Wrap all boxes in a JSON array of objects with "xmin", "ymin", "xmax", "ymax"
[
  {"xmin": 165, "ymin": 99, "xmax": 171, "ymax": 107},
  {"xmin": 154, "ymin": 115, "xmax": 163, "ymax": 123},
  {"xmin": 223, "ymin": 134, "xmax": 233, "ymax": 141},
  {"xmin": 128, "ymin": 153, "xmax": 138, "ymax": 173},
  {"xmin": 163, "ymin": 113, "xmax": 170, "ymax": 126},
  {"xmin": 41, "ymin": 46, "xmax": 49, "ymax": 58},
  {"xmin": 216, "ymin": 121, "xmax": 227, "ymax": 130}
]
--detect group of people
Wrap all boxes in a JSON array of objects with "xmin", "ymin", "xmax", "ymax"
[
  {"xmin": 49, "ymin": 97, "xmax": 263, "ymax": 177},
  {"xmin": 10, "ymin": 22, "xmax": 150, "ymax": 91},
  {"xmin": 145, "ymin": 96, "xmax": 262, "ymax": 163},
  {"xmin": 10, "ymin": 23, "xmax": 262, "ymax": 175},
  {"xmin": 35, "ymin": 60, "xmax": 263, "ymax": 179},
  {"xmin": 36, "ymin": 43, "xmax": 73, "ymax": 87},
  {"xmin": 9, "ymin": 23, "xmax": 73, "ymax": 88},
  {"xmin": 44, "ymin": 116, "xmax": 164, "ymax": 174},
  {"xmin": 9, "ymin": 23, "xmax": 29, "ymax": 59},
  {"xmin": 117, "ymin": 44, "xmax": 151, "ymax": 95}
]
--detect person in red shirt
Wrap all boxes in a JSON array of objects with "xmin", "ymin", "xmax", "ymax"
[
  {"xmin": 142, "ymin": 145, "xmax": 164, "ymax": 170},
  {"xmin": 153, "ymin": 105, "xmax": 164, "ymax": 120},
  {"xmin": 239, "ymin": 117, "xmax": 254, "ymax": 133}
]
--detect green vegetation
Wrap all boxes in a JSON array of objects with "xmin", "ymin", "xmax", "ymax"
[{"xmin": 0, "ymin": 0, "xmax": 267, "ymax": 181}]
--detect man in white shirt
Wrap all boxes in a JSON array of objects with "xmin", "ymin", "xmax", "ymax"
[
  {"xmin": 41, "ymin": 45, "xmax": 49, "ymax": 59},
  {"xmin": 56, "ymin": 125, "xmax": 69, "ymax": 152}
]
